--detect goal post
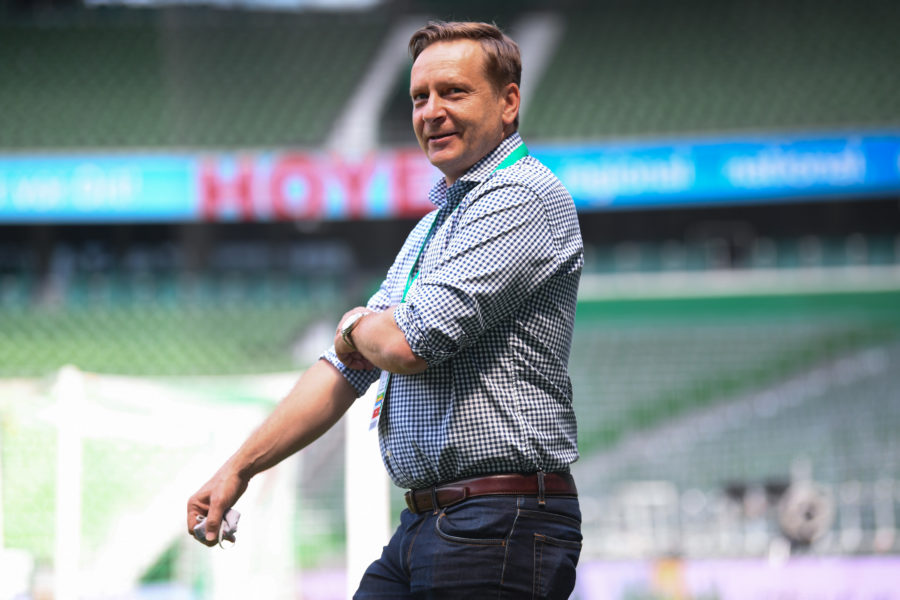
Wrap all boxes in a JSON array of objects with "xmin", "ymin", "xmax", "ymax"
[
  {"xmin": 2, "ymin": 366, "xmax": 391, "ymax": 599},
  {"xmin": 344, "ymin": 383, "xmax": 391, "ymax": 598}
]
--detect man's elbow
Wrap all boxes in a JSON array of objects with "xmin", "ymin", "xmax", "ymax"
[{"xmin": 385, "ymin": 340, "xmax": 428, "ymax": 375}]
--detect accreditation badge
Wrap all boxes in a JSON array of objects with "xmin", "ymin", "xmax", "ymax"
[{"xmin": 369, "ymin": 370, "xmax": 391, "ymax": 431}]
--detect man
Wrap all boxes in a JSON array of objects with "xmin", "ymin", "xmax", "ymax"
[{"xmin": 187, "ymin": 21, "xmax": 584, "ymax": 598}]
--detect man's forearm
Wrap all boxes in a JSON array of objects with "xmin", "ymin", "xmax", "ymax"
[
  {"xmin": 187, "ymin": 358, "xmax": 357, "ymax": 543},
  {"xmin": 348, "ymin": 307, "xmax": 428, "ymax": 375},
  {"xmin": 226, "ymin": 359, "xmax": 357, "ymax": 480}
]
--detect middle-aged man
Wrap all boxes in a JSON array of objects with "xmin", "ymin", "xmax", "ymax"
[{"xmin": 187, "ymin": 21, "xmax": 584, "ymax": 598}]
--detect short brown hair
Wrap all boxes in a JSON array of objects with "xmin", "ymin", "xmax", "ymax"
[{"xmin": 409, "ymin": 21, "xmax": 522, "ymax": 100}]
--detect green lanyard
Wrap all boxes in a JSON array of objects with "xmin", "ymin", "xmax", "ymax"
[{"xmin": 401, "ymin": 143, "xmax": 529, "ymax": 301}]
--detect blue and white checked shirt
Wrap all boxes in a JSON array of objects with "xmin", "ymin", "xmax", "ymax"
[{"xmin": 323, "ymin": 133, "xmax": 583, "ymax": 489}]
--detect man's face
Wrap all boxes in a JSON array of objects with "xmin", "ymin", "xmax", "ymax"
[{"xmin": 410, "ymin": 39, "xmax": 519, "ymax": 186}]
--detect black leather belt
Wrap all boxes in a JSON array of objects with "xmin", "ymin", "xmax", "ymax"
[{"xmin": 404, "ymin": 472, "xmax": 577, "ymax": 514}]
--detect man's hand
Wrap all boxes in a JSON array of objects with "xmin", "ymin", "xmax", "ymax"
[
  {"xmin": 334, "ymin": 307, "xmax": 376, "ymax": 370},
  {"xmin": 186, "ymin": 463, "xmax": 249, "ymax": 547}
]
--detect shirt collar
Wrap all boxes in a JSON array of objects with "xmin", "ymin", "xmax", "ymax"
[{"xmin": 427, "ymin": 132, "xmax": 524, "ymax": 209}]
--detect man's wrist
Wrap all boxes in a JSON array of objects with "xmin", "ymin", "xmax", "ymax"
[
  {"xmin": 340, "ymin": 311, "xmax": 370, "ymax": 351},
  {"xmin": 222, "ymin": 455, "xmax": 254, "ymax": 486}
]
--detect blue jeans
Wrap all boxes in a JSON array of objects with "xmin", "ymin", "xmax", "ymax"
[{"xmin": 353, "ymin": 495, "xmax": 582, "ymax": 599}]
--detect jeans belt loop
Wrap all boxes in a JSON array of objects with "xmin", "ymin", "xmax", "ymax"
[
  {"xmin": 537, "ymin": 470, "xmax": 546, "ymax": 507},
  {"xmin": 430, "ymin": 485, "xmax": 440, "ymax": 515}
]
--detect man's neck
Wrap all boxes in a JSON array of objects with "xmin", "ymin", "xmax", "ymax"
[{"xmin": 442, "ymin": 130, "xmax": 518, "ymax": 187}]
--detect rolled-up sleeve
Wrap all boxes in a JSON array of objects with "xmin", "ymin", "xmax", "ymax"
[
  {"xmin": 320, "ymin": 348, "xmax": 381, "ymax": 397},
  {"xmin": 393, "ymin": 183, "xmax": 561, "ymax": 367}
]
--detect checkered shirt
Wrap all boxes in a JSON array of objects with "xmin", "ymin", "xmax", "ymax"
[{"xmin": 323, "ymin": 133, "xmax": 583, "ymax": 489}]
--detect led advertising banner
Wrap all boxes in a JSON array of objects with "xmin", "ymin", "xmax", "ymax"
[
  {"xmin": 1, "ymin": 131, "xmax": 898, "ymax": 223},
  {"xmin": 0, "ymin": 150, "xmax": 441, "ymax": 223},
  {"xmin": 538, "ymin": 132, "xmax": 900, "ymax": 210},
  {"xmin": 0, "ymin": 156, "xmax": 195, "ymax": 223}
]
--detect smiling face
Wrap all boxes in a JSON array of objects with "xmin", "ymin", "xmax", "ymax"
[{"xmin": 410, "ymin": 39, "xmax": 520, "ymax": 186}]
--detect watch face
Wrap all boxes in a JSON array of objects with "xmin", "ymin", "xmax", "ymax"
[
  {"xmin": 341, "ymin": 312, "xmax": 366, "ymax": 350},
  {"xmin": 342, "ymin": 312, "xmax": 365, "ymax": 335}
]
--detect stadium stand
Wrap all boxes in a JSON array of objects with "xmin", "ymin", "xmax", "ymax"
[
  {"xmin": 3, "ymin": 0, "xmax": 898, "ymax": 148},
  {"xmin": 569, "ymin": 292, "xmax": 900, "ymax": 462},
  {"xmin": 0, "ymin": 8, "xmax": 389, "ymax": 148},
  {"xmin": 520, "ymin": 0, "xmax": 900, "ymax": 141},
  {"xmin": 0, "ymin": 270, "xmax": 341, "ymax": 376},
  {"xmin": 584, "ymin": 233, "xmax": 900, "ymax": 273}
]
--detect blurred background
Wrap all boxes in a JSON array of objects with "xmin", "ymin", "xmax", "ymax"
[{"xmin": 1, "ymin": 0, "xmax": 899, "ymax": 598}]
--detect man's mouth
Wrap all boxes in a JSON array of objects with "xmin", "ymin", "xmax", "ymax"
[{"xmin": 428, "ymin": 132, "xmax": 457, "ymax": 143}]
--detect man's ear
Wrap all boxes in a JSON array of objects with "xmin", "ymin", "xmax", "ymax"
[{"xmin": 500, "ymin": 82, "xmax": 520, "ymax": 128}]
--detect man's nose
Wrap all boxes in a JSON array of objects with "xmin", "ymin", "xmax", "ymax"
[{"xmin": 421, "ymin": 94, "xmax": 445, "ymax": 121}]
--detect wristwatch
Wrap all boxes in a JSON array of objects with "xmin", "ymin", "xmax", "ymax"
[{"xmin": 340, "ymin": 311, "xmax": 369, "ymax": 351}]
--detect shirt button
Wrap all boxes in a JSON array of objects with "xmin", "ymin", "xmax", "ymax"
[{"xmin": 385, "ymin": 450, "xmax": 392, "ymax": 458}]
